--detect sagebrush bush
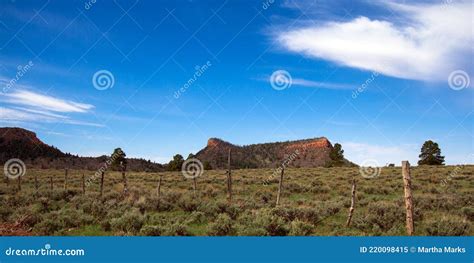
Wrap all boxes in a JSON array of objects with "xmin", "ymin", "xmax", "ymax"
[
  {"xmin": 289, "ymin": 220, "xmax": 313, "ymax": 236},
  {"xmin": 425, "ymin": 216, "xmax": 470, "ymax": 236},
  {"xmin": 140, "ymin": 225, "xmax": 163, "ymax": 236},
  {"xmin": 208, "ymin": 213, "xmax": 234, "ymax": 236},
  {"xmin": 110, "ymin": 209, "xmax": 144, "ymax": 234},
  {"xmin": 363, "ymin": 201, "xmax": 404, "ymax": 231}
]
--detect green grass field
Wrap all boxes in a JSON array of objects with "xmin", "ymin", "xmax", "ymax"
[{"xmin": 0, "ymin": 165, "xmax": 472, "ymax": 236}]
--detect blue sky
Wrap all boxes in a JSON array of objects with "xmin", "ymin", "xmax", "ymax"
[{"xmin": 0, "ymin": 0, "xmax": 472, "ymax": 165}]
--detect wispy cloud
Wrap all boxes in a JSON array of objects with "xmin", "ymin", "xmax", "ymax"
[
  {"xmin": 0, "ymin": 107, "xmax": 104, "ymax": 127},
  {"xmin": 276, "ymin": 1, "xmax": 473, "ymax": 81},
  {"xmin": 3, "ymin": 90, "xmax": 93, "ymax": 113},
  {"xmin": 261, "ymin": 76, "xmax": 352, "ymax": 90}
]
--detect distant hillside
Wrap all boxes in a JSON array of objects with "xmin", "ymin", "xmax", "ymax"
[
  {"xmin": 195, "ymin": 137, "xmax": 353, "ymax": 169},
  {"xmin": 0, "ymin": 127, "xmax": 163, "ymax": 172}
]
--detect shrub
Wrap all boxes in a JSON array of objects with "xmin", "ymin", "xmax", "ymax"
[
  {"xmin": 289, "ymin": 220, "xmax": 314, "ymax": 236},
  {"xmin": 364, "ymin": 201, "xmax": 404, "ymax": 231},
  {"xmin": 208, "ymin": 214, "xmax": 234, "ymax": 236},
  {"xmin": 425, "ymin": 216, "xmax": 470, "ymax": 236},
  {"xmin": 255, "ymin": 209, "xmax": 289, "ymax": 236},
  {"xmin": 178, "ymin": 195, "xmax": 200, "ymax": 212},
  {"xmin": 140, "ymin": 225, "xmax": 163, "ymax": 236},
  {"xmin": 461, "ymin": 207, "xmax": 474, "ymax": 221},
  {"xmin": 162, "ymin": 222, "xmax": 191, "ymax": 236},
  {"xmin": 110, "ymin": 209, "xmax": 144, "ymax": 234}
]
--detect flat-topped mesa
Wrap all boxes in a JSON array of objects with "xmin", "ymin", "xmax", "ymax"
[
  {"xmin": 284, "ymin": 137, "xmax": 332, "ymax": 152},
  {"xmin": 0, "ymin": 127, "xmax": 44, "ymax": 146},
  {"xmin": 207, "ymin": 138, "xmax": 233, "ymax": 148},
  {"xmin": 196, "ymin": 136, "xmax": 346, "ymax": 169}
]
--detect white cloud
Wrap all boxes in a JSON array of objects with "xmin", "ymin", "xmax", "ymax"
[
  {"xmin": 291, "ymin": 78, "xmax": 353, "ymax": 90},
  {"xmin": 277, "ymin": 1, "xmax": 473, "ymax": 81},
  {"xmin": 3, "ymin": 90, "xmax": 94, "ymax": 113},
  {"xmin": 343, "ymin": 141, "xmax": 418, "ymax": 166},
  {"xmin": 0, "ymin": 107, "xmax": 104, "ymax": 127}
]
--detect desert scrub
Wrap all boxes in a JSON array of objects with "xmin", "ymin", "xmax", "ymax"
[
  {"xmin": 140, "ymin": 225, "xmax": 163, "ymax": 236},
  {"xmin": 355, "ymin": 201, "xmax": 404, "ymax": 232},
  {"xmin": 162, "ymin": 222, "xmax": 191, "ymax": 236},
  {"xmin": 208, "ymin": 213, "xmax": 234, "ymax": 236},
  {"xmin": 254, "ymin": 209, "xmax": 289, "ymax": 236},
  {"xmin": 424, "ymin": 216, "xmax": 471, "ymax": 236},
  {"xmin": 34, "ymin": 208, "xmax": 94, "ymax": 235},
  {"xmin": 289, "ymin": 220, "xmax": 313, "ymax": 236},
  {"xmin": 178, "ymin": 195, "xmax": 200, "ymax": 212},
  {"xmin": 110, "ymin": 209, "xmax": 144, "ymax": 235},
  {"xmin": 461, "ymin": 207, "xmax": 474, "ymax": 221}
]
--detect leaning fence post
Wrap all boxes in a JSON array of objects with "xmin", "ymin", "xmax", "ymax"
[
  {"xmin": 402, "ymin": 161, "xmax": 414, "ymax": 235},
  {"xmin": 17, "ymin": 175, "xmax": 21, "ymax": 192},
  {"xmin": 34, "ymin": 174, "xmax": 39, "ymax": 192},
  {"xmin": 346, "ymin": 178, "xmax": 357, "ymax": 226},
  {"xmin": 64, "ymin": 168, "xmax": 68, "ymax": 190},
  {"xmin": 226, "ymin": 149, "xmax": 233, "ymax": 203},
  {"xmin": 121, "ymin": 162, "xmax": 128, "ymax": 194},
  {"xmin": 100, "ymin": 171, "xmax": 105, "ymax": 197},
  {"xmin": 276, "ymin": 166, "xmax": 284, "ymax": 206}
]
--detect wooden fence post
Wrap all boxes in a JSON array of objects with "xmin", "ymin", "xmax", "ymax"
[
  {"xmin": 226, "ymin": 149, "xmax": 232, "ymax": 202},
  {"xmin": 156, "ymin": 175, "xmax": 162, "ymax": 198},
  {"xmin": 64, "ymin": 168, "xmax": 68, "ymax": 190},
  {"xmin": 192, "ymin": 177, "xmax": 197, "ymax": 197},
  {"xmin": 402, "ymin": 161, "xmax": 414, "ymax": 235},
  {"xmin": 121, "ymin": 163, "xmax": 128, "ymax": 194},
  {"xmin": 100, "ymin": 171, "xmax": 105, "ymax": 197},
  {"xmin": 82, "ymin": 174, "xmax": 86, "ymax": 195},
  {"xmin": 34, "ymin": 174, "xmax": 39, "ymax": 192},
  {"xmin": 346, "ymin": 178, "xmax": 357, "ymax": 226},
  {"xmin": 50, "ymin": 176, "xmax": 53, "ymax": 191},
  {"xmin": 276, "ymin": 167, "xmax": 284, "ymax": 206}
]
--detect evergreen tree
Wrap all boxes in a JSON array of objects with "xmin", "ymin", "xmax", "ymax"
[
  {"xmin": 329, "ymin": 143, "xmax": 345, "ymax": 166},
  {"xmin": 111, "ymin": 148, "xmax": 127, "ymax": 171},
  {"xmin": 418, "ymin": 140, "xmax": 445, "ymax": 165},
  {"xmin": 168, "ymin": 154, "xmax": 184, "ymax": 171}
]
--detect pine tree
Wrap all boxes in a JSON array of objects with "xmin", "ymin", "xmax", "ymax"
[
  {"xmin": 418, "ymin": 140, "xmax": 445, "ymax": 165},
  {"xmin": 329, "ymin": 143, "xmax": 345, "ymax": 166}
]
